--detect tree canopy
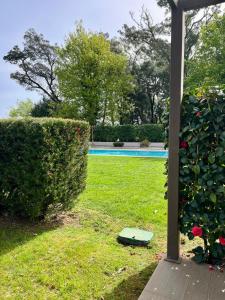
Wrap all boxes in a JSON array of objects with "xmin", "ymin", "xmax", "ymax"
[
  {"xmin": 118, "ymin": 5, "xmax": 220, "ymax": 123},
  {"xmin": 56, "ymin": 24, "xmax": 134, "ymax": 126},
  {"xmin": 4, "ymin": 3, "xmax": 222, "ymax": 124},
  {"xmin": 186, "ymin": 14, "xmax": 225, "ymax": 92},
  {"xmin": 119, "ymin": 8, "xmax": 170, "ymax": 124},
  {"xmin": 4, "ymin": 29, "xmax": 60, "ymax": 103},
  {"xmin": 9, "ymin": 99, "xmax": 34, "ymax": 118}
]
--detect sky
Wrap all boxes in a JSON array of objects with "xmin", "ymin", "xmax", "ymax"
[{"xmin": 0, "ymin": 0, "xmax": 165, "ymax": 117}]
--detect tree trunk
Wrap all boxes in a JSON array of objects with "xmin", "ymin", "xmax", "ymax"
[{"xmin": 102, "ymin": 99, "xmax": 107, "ymax": 126}]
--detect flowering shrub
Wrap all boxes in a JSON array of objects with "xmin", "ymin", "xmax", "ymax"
[{"xmin": 164, "ymin": 94, "xmax": 225, "ymax": 264}]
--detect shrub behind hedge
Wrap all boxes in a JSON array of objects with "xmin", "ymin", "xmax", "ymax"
[
  {"xmin": 0, "ymin": 118, "xmax": 89, "ymax": 220},
  {"xmin": 93, "ymin": 124, "xmax": 164, "ymax": 142}
]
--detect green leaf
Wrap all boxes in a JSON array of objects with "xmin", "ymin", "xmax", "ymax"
[
  {"xmin": 216, "ymin": 147, "xmax": 224, "ymax": 157},
  {"xmin": 208, "ymin": 153, "xmax": 215, "ymax": 164},
  {"xmin": 190, "ymin": 200, "xmax": 198, "ymax": 208},
  {"xmin": 217, "ymin": 186, "xmax": 225, "ymax": 194},
  {"xmin": 210, "ymin": 193, "xmax": 217, "ymax": 204},
  {"xmin": 188, "ymin": 232, "xmax": 194, "ymax": 240},
  {"xmin": 180, "ymin": 157, "xmax": 188, "ymax": 164},
  {"xmin": 207, "ymin": 180, "xmax": 213, "ymax": 187},
  {"xmin": 192, "ymin": 165, "xmax": 200, "ymax": 175},
  {"xmin": 192, "ymin": 246, "xmax": 204, "ymax": 255},
  {"xmin": 193, "ymin": 253, "xmax": 205, "ymax": 264},
  {"xmin": 182, "ymin": 126, "xmax": 190, "ymax": 133},
  {"xmin": 191, "ymin": 136, "xmax": 198, "ymax": 144}
]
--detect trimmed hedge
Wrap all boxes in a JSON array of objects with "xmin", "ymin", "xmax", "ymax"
[
  {"xmin": 93, "ymin": 124, "xmax": 164, "ymax": 142},
  {"xmin": 0, "ymin": 118, "xmax": 89, "ymax": 220}
]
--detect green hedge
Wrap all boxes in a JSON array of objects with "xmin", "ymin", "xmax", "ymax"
[
  {"xmin": 93, "ymin": 124, "xmax": 164, "ymax": 142},
  {"xmin": 0, "ymin": 118, "xmax": 89, "ymax": 220}
]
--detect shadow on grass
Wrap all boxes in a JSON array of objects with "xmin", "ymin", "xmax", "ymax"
[
  {"xmin": 103, "ymin": 262, "xmax": 157, "ymax": 300},
  {"xmin": 0, "ymin": 212, "xmax": 79, "ymax": 257}
]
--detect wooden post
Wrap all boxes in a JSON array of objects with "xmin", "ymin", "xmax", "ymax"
[
  {"xmin": 166, "ymin": 0, "xmax": 225, "ymax": 264},
  {"xmin": 166, "ymin": 5, "xmax": 185, "ymax": 263}
]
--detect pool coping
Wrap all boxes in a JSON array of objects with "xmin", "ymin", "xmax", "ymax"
[
  {"xmin": 88, "ymin": 148, "xmax": 168, "ymax": 158},
  {"xmin": 89, "ymin": 147, "xmax": 167, "ymax": 152},
  {"xmin": 88, "ymin": 154, "xmax": 167, "ymax": 158}
]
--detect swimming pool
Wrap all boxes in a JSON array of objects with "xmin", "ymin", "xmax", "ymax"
[{"xmin": 88, "ymin": 149, "xmax": 168, "ymax": 158}]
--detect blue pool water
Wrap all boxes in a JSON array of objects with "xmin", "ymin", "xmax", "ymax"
[{"xmin": 88, "ymin": 149, "xmax": 168, "ymax": 158}]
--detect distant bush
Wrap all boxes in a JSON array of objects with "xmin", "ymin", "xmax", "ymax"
[
  {"xmin": 113, "ymin": 141, "xmax": 124, "ymax": 147},
  {"xmin": 93, "ymin": 124, "xmax": 164, "ymax": 142},
  {"xmin": 0, "ymin": 118, "xmax": 89, "ymax": 220},
  {"xmin": 140, "ymin": 139, "xmax": 150, "ymax": 148}
]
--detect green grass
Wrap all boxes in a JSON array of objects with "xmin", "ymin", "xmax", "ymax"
[{"xmin": 0, "ymin": 156, "xmax": 167, "ymax": 300}]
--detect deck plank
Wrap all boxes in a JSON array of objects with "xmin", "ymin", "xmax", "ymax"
[
  {"xmin": 182, "ymin": 259, "xmax": 210, "ymax": 300},
  {"xmin": 208, "ymin": 268, "xmax": 225, "ymax": 300},
  {"xmin": 139, "ymin": 258, "xmax": 225, "ymax": 300}
]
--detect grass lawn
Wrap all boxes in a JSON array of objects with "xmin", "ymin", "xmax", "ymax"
[{"xmin": 0, "ymin": 156, "xmax": 167, "ymax": 300}]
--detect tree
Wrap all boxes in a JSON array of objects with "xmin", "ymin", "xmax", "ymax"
[
  {"xmin": 130, "ymin": 61, "xmax": 169, "ymax": 124},
  {"xmin": 186, "ymin": 14, "xmax": 225, "ymax": 91},
  {"xmin": 156, "ymin": 0, "xmax": 221, "ymax": 67},
  {"xmin": 119, "ymin": 8, "xmax": 170, "ymax": 124},
  {"xmin": 56, "ymin": 24, "xmax": 134, "ymax": 126},
  {"xmin": 31, "ymin": 98, "xmax": 53, "ymax": 117},
  {"xmin": 4, "ymin": 29, "xmax": 60, "ymax": 103},
  {"xmin": 118, "ymin": 5, "xmax": 221, "ymax": 124},
  {"xmin": 9, "ymin": 99, "xmax": 34, "ymax": 118}
]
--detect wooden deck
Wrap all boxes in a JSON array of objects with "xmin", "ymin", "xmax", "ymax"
[{"xmin": 139, "ymin": 258, "xmax": 225, "ymax": 300}]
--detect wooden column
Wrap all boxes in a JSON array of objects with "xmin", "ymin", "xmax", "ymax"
[
  {"xmin": 166, "ymin": 6, "xmax": 185, "ymax": 262},
  {"xmin": 166, "ymin": 0, "xmax": 225, "ymax": 263}
]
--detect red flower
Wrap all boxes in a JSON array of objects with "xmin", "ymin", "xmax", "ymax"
[
  {"xmin": 192, "ymin": 226, "xmax": 203, "ymax": 237},
  {"xmin": 219, "ymin": 237, "xmax": 225, "ymax": 246},
  {"xmin": 180, "ymin": 141, "xmax": 188, "ymax": 149},
  {"xmin": 196, "ymin": 112, "xmax": 201, "ymax": 117}
]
